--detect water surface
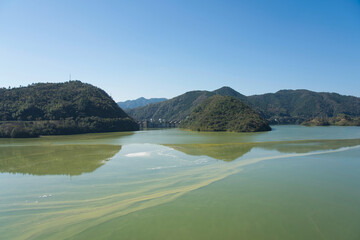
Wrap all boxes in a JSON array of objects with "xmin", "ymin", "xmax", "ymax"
[{"xmin": 0, "ymin": 125, "xmax": 359, "ymax": 239}]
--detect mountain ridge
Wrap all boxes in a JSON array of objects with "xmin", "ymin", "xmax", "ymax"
[
  {"xmin": 117, "ymin": 97, "xmax": 167, "ymax": 109},
  {"xmin": 126, "ymin": 86, "xmax": 360, "ymax": 125}
]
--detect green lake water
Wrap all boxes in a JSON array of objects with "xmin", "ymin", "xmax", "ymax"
[{"xmin": 0, "ymin": 125, "xmax": 360, "ymax": 239}]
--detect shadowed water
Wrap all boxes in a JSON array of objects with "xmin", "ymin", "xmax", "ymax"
[{"xmin": 0, "ymin": 126, "xmax": 359, "ymax": 239}]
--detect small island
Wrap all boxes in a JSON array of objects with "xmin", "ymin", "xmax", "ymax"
[
  {"xmin": 0, "ymin": 81, "xmax": 139, "ymax": 138},
  {"xmin": 179, "ymin": 95, "xmax": 271, "ymax": 132}
]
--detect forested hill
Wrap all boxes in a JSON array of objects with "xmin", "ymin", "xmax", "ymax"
[
  {"xmin": 126, "ymin": 87, "xmax": 240, "ymax": 121},
  {"xmin": 0, "ymin": 81, "xmax": 128, "ymax": 121},
  {"xmin": 127, "ymin": 91, "xmax": 210, "ymax": 122},
  {"xmin": 117, "ymin": 97, "xmax": 167, "ymax": 109},
  {"xmin": 127, "ymin": 87, "xmax": 360, "ymax": 124},
  {"xmin": 0, "ymin": 81, "xmax": 139, "ymax": 137},
  {"xmin": 179, "ymin": 95, "xmax": 271, "ymax": 132},
  {"xmin": 247, "ymin": 90, "xmax": 360, "ymax": 124}
]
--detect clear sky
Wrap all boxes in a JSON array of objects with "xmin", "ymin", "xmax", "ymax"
[{"xmin": 0, "ymin": 0, "xmax": 359, "ymax": 101}]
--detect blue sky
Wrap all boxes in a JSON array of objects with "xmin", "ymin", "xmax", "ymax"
[{"xmin": 0, "ymin": 0, "xmax": 359, "ymax": 101}]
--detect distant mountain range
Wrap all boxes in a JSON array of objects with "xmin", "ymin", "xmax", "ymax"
[
  {"xmin": 126, "ymin": 86, "xmax": 360, "ymax": 125},
  {"xmin": 117, "ymin": 97, "xmax": 167, "ymax": 109}
]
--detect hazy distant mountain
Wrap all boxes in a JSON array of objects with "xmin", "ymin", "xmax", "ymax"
[
  {"xmin": 127, "ymin": 87, "xmax": 360, "ymax": 124},
  {"xmin": 179, "ymin": 95, "xmax": 271, "ymax": 132},
  {"xmin": 117, "ymin": 97, "xmax": 167, "ymax": 109}
]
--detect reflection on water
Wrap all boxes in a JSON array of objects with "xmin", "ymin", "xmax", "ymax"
[
  {"xmin": 260, "ymin": 139, "xmax": 360, "ymax": 153},
  {"xmin": 0, "ymin": 144, "xmax": 122, "ymax": 176},
  {"xmin": 165, "ymin": 139, "xmax": 360, "ymax": 161},
  {"xmin": 164, "ymin": 143, "xmax": 253, "ymax": 161}
]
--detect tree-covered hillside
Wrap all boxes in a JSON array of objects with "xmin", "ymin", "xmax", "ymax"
[
  {"xmin": 247, "ymin": 90, "xmax": 360, "ymax": 124},
  {"xmin": 127, "ymin": 87, "xmax": 360, "ymax": 125},
  {"xmin": 0, "ymin": 81, "xmax": 139, "ymax": 137},
  {"xmin": 127, "ymin": 90, "xmax": 214, "ymax": 121},
  {"xmin": 179, "ymin": 95, "xmax": 271, "ymax": 132},
  {"xmin": 126, "ymin": 87, "xmax": 242, "ymax": 121},
  {"xmin": 212, "ymin": 86, "xmax": 248, "ymax": 102},
  {"xmin": 302, "ymin": 114, "xmax": 360, "ymax": 126},
  {"xmin": 0, "ymin": 81, "xmax": 129, "ymax": 121}
]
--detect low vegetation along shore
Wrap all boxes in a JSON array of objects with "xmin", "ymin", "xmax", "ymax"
[{"xmin": 0, "ymin": 117, "xmax": 138, "ymax": 138}]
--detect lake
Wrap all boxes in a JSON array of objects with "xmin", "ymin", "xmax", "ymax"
[{"xmin": 1, "ymin": 125, "xmax": 360, "ymax": 239}]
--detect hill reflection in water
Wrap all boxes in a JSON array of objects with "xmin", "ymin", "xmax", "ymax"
[
  {"xmin": 0, "ymin": 144, "xmax": 122, "ymax": 176},
  {"xmin": 164, "ymin": 138, "xmax": 360, "ymax": 161}
]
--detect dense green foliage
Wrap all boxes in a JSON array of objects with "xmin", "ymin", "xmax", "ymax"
[
  {"xmin": 0, "ymin": 81, "xmax": 139, "ymax": 137},
  {"xmin": 247, "ymin": 90, "xmax": 360, "ymax": 124},
  {"xmin": 127, "ymin": 87, "xmax": 239, "ymax": 121},
  {"xmin": 0, "ymin": 81, "xmax": 129, "ymax": 120},
  {"xmin": 128, "ymin": 87, "xmax": 360, "ymax": 125},
  {"xmin": 0, "ymin": 117, "xmax": 138, "ymax": 138},
  {"xmin": 302, "ymin": 114, "xmax": 360, "ymax": 126},
  {"xmin": 212, "ymin": 86, "xmax": 248, "ymax": 102},
  {"xmin": 179, "ymin": 95, "xmax": 271, "ymax": 132},
  {"xmin": 127, "ymin": 90, "xmax": 214, "ymax": 121},
  {"xmin": 118, "ymin": 97, "xmax": 167, "ymax": 109}
]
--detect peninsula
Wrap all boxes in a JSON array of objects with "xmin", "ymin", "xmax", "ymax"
[{"xmin": 0, "ymin": 81, "xmax": 139, "ymax": 137}]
